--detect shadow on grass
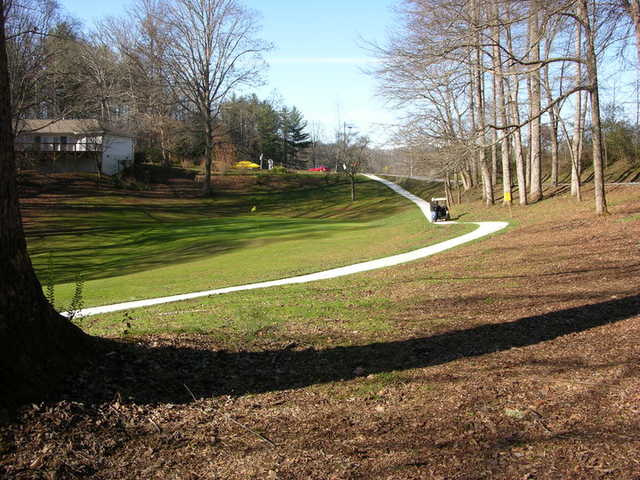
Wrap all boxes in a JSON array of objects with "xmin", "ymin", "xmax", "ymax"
[
  {"xmin": 57, "ymin": 294, "xmax": 640, "ymax": 406},
  {"xmin": 451, "ymin": 212, "xmax": 468, "ymax": 221},
  {"xmin": 24, "ymin": 179, "xmax": 413, "ymax": 284},
  {"xmin": 29, "ymin": 218, "xmax": 375, "ymax": 284}
]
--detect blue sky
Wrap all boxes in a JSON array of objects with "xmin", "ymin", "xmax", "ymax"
[
  {"xmin": 58, "ymin": 0, "xmax": 399, "ymax": 145},
  {"xmin": 57, "ymin": 0, "xmax": 639, "ymax": 146}
]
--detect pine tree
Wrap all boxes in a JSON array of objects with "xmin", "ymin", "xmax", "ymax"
[{"xmin": 280, "ymin": 106, "xmax": 311, "ymax": 168}]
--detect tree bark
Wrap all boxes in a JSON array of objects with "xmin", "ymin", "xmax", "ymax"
[
  {"xmin": 544, "ymin": 64, "xmax": 560, "ymax": 186},
  {"xmin": 160, "ymin": 124, "xmax": 171, "ymax": 168},
  {"xmin": 472, "ymin": 0, "xmax": 494, "ymax": 206},
  {"xmin": 445, "ymin": 172, "xmax": 454, "ymax": 206},
  {"xmin": 490, "ymin": 75, "xmax": 497, "ymax": 189},
  {"xmin": 505, "ymin": 22, "xmax": 527, "ymax": 205},
  {"xmin": 491, "ymin": 122, "xmax": 498, "ymax": 187},
  {"xmin": 0, "ymin": 0, "xmax": 87, "ymax": 410},
  {"xmin": 460, "ymin": 168, "xmax": 472, "ymax": 190},
  {"xmin": 549, "ymin": 109, "xmax": 559, "ymax": 186},
  {"xmin": 203, "ymin": 116, "xmax": 214, "ymax": 195},
  {"xmin": 577, "ymin": 0, "xmax": 607, "ymax": 214},
  {"xmin": 350, "ymin": 175, "xmax": 356, "ymax": 201},
  {"xmin": 492, "ymin": 3, "xmax": 513, "ymax": 204},
  {"xmin": 528, "ymin": 0, "xmax": 543, "ymax": 202},
  {"xmin": 571, "ymin": 23, "xmax": 584, "ymax": 199}
]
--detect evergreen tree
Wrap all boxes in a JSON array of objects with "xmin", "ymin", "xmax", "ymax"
[
  {"xmin": 280, "ymin": 106, "xmax": 311, "ymax": 168},
  {"xmin": 219, "ymin": 96, "xmax": 312, "ymax": 168}
]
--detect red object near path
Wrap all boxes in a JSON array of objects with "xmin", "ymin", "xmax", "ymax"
[{"xmin": 308, "ymin": 166, "xmax": 330, "ymax": 172}]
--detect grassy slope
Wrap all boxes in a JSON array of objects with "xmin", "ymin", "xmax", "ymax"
[
  {"xmin": 5, "ymin": 171, "xmax": 640, "ymax": 479},
  {"xmin": 82, "ymin": 175, "xmax": 638, "ymax": 341},
  {"xmin": 24, "ymin": 172, "xmax": 471, "ymax": 309}
]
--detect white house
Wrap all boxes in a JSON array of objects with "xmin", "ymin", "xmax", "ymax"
[{"xmin": 15, "ymin": 119, "xmax": 135, "ymax": 176}]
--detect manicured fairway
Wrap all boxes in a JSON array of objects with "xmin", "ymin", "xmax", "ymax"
[{"xmin": 25, "ymin": 173, "xmax": 470, "ymax": 309}]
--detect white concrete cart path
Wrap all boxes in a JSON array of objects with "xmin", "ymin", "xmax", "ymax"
[{"xmin": 65, "ymin": 174, "xmax": 508, "ymax": 318}]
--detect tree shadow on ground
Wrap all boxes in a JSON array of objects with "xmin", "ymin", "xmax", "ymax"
[
  {"xmin": 451, "ymin": 212, "xmax": 468, "ymax": 221},
  {"xmin": 412, "ymin": 262, "xmax": 640, "ymax": 282},
  {"xmin": 57, "ymin": 294, "xmax": 640, "ymax": 407}
]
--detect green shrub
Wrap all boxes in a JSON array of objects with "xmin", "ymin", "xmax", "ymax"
[
  {"xmin": 271, "ymin": 166, "xmax": 288, "ymax": 175},
  {"xmin": 44, "ymin": 254, "xmax": 85, "ymax": 321}
]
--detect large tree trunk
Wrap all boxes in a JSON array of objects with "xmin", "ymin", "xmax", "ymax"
[
  {"xmin": 505, "ymin": 23, "xmax": 527, "ymax": 205},
  {"xmin": 203, "ymin": 115, "xmax": 214, "ymax": 195},
  {"xmin": 160, "ymin": 123, "xmax": 171, "ymax": 168},
  {"xmin": 492, "ymin": 4, "xmax": 513, "ymax": 204},
  {"xmin": 445, "ymin": 172, "xmax": 454, "ymax": 206},
  {"xmin": 491, "ymin": 128, "xmax": 498, "ymax": 187},
  {"xmin": 544, "ymin": 65, "xmax": 560, "ymax": 186},
  {"xmin": 549, "ymin": 109, "xmax": 559, "ymax": 186},
  {"xmin": 0, "ymin": 0, "xmax": 87, "ymax": 410},
  {"xmin": 577, "ymin": 0, "xmax": 607, "ymax": 215},
  {"xmin": 528, "ymin": 0, "xmax": 543, "ymax": 202},
  {"xmin": 490, "ymin": 86, "xmax": 497, "ymax": 188},
  {"xmin": 571, "ymin": 92, "xmax": 584, "ymax": 201},
  {"xmin": 509, "ymin": 85, "xmax": 527, "ymax": 206},
  {"xmin": 571, "ymin": 23, "xmax": 584, "ymax": 199},
  {"xmin": 460, "ymin": 168, "xmax": 472, "ymax": 190},
  {"xmin": 472, "ymin": 0, "xmax": 494, "ymax": 206},
  {"xmin": 468, "ymin": 64, "xmax": 478, "ymax": 191}
]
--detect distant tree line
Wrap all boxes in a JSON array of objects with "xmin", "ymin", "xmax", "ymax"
[
  {"xmin": 219, "ymin": 95, "xmax": 312, "ymax": 170},
  {"xmin": 370, "ymin": 0, "xmax": 640, "ymax": 214},
  {"xmin": 6, "ymin": 0, "xmax": 318, "ymax": 192}
]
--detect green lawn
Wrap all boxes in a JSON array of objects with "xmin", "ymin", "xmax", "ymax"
[{"xmin": 27, "ymin": 174, "xmax": 472, "ymax": 311}]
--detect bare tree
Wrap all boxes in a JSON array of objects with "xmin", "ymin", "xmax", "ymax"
[
  {"xmin": 571, "ymin": 20, "xmax": 585, "ymax": 200},
  {"xmin": 369, "ymin": 0, "xmax": 617, "ymax": 214},
  {"xmin": 159, "ymin": 0, "xmax": 270, "ymax": 194},
  {"xmin": 619, "ymin": 0, "xmax": 640, "ymax": 64},
  {"xmin": 528, "ymin": 0, "xmax": 543, "ymax": 202},
  {"xmin": 101, "ymin": 0, "xmax": 180, "ymax": 166},
  {"xmin": 491, "ymin": 0, "xmax": 513, "ymax": 204},
  {"xmin": 6, "ymin": 0, "xmax": 61, "ymax": 123},
  {"xmin": 338, "ymin": 129, "xmax": 369, "ymax": 201},
  {"xmin": 470, "ymin": 0, "xmax": 494, "ymax": 206},
  {"xmin": 576, "ymin": 0, "xmax": 607, "ymax": 214},
  {"xmin": 309, "ymin": 120, "xmax": 324, "ymax": 169}
]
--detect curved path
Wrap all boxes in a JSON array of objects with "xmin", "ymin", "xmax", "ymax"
[{"xmin": 66, "ymin": 175, "xmax": 508, "ymax": 318}]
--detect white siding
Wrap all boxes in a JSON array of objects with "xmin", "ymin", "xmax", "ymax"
[{"xmin": 102, "ymin": 136, "xmax": 134, "ymax": 175}]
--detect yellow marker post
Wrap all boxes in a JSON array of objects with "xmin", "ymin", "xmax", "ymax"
[{"xmin": 504, "ymin": 191, "xmax": 512, "ymax": 217}]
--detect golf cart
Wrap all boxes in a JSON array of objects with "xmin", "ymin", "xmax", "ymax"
[{"xmin": 430, "ymin": 197, "xmax": 450, "ymax": 222}]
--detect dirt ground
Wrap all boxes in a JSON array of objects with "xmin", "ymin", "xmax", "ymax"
[{"xmin": 1, "ymin": 177, "xmax": 639, "ymax": 479}]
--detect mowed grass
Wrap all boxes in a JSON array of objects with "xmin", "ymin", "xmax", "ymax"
[
  {"xmin": 25, "ymin": 173, "xmax": 472, "ymax": 310},
  {"xmin": 79, "ymin": 172, "xmax": 639, "ymax": 343},
  {"xmin": 83, "ymin": 276, "xmax": 397, "ymax": 339}
]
